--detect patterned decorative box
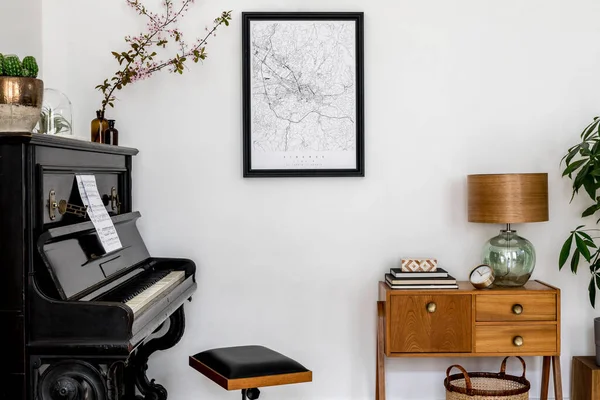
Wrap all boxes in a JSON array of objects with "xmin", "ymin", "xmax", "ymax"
[{"xmin": 401, "ymin": 258, "xmax": 438, "ymax": 272}]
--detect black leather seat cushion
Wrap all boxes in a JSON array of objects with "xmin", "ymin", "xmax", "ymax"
[{"xmin": 192, "ymin": 345, "xmax": 308, "ymax": 379}]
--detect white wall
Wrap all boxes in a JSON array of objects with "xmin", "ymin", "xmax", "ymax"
[
  {"xmin": 41, "ymin": 0, "xmax": 600, "ymax": 399},
  {"xmin": 0, "ymin": 0, "xmax": 42, "ymax": 63}
]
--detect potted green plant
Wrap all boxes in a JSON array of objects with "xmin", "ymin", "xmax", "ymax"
[
  {"xmin": 0, "ymin": 54, "xmax": 43, "ymax": 132},
  {"xmin": 559, "ymin": 116, "xmax": 600, "ymax": 365}
]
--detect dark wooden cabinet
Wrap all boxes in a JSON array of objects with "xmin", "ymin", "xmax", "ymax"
[{"xmin": 0, "ymin": 133, "xmax": 137, "ymax": 400}]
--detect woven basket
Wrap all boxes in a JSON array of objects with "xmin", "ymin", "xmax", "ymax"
[{"xmin": 444, "ymin": 357, "xmax": 530, "ymax": 400}]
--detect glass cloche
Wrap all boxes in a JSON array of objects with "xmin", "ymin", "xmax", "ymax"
[{"xmin": 33, "ymin": 88, "xmax": 73, "ymax": 136}]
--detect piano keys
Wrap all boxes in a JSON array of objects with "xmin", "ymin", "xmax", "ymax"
[{"xmin": 120, "ymin": 271, "xmax": 186, "ymax": 316}]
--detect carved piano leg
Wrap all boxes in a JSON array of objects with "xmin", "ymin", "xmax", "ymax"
[
  {"xmin": 127, "ymin": 306, "xmax": 186, "ymax": 400},
  {"xmin": 107, "ymin": 361, "xmax": 126, "ymax": 400}
]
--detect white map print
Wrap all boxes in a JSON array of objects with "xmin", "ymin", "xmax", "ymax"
[{"xmin": 250, "ymin": 20, "xmax": 357, "ymax": 170}]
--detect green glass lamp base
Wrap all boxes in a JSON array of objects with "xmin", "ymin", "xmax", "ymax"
[{"xmin": 482, "ymin": 229, "xmax": 536, "ymax": 287}]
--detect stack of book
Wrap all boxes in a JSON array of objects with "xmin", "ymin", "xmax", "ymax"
[{"xmin": 385, "ymin": 267, "xmax": 458, "ymax": 290}]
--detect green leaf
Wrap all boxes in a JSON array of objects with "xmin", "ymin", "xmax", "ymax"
[
  {"xmin": 582, "ymin": 142, "xmax": 592, "ymax": 156},
  {"xmin": 559, "ymin": 235, "xmax": 573, "ymax": 269},
  {"xmin": 563, "ymin": 159, "xmax": 587, "ymax": 177},
  {"xmin": 576, "ymin": 234, "xmax": 592, "ymax": 262},
  {"xmin": 582, "ymin": 204, "xmax": 599, "ymax": 217},
  {"xmin": 578, "ymin": 230, "xmax": 594, "ymax": 241},
  {"xmin": 583, "ymin": 175, "xmax": 597, "ymax": 200},
  {"xmin": 564, "ymin": 146, "xmax": 581, "ymax": 166},
  {"xmin": 580, "ymin": 121, "xmax": 593, "ymax": 138},
  {"xmin": 582, "ymin": 119, "xmax": 600, "ymax": 140},
  {"xmin": 573, "ymin": 165, "xmax": 592, "ymax": 202},
  {"xmin": 590, "ymin": 276, "xmax": 597, "ymax": 308},
  {"xmin": 593, "ymin": 140, "xmax": 600, "ymax": 156},
  {"xmin": 574, "ymin": 164, "xmax": 591, "ymax": 187},
  {"xmin": 571, "ymin": 249, "xmax": 581, "ymax": 274}
]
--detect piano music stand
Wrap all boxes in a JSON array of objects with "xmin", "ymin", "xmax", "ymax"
[{"xmin": 189, "ymin": 345, "xmax": 312, "ymax": 399}]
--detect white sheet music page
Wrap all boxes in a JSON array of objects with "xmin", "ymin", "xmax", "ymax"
[{"xmin": 75, "ymin": 175, "xmax": 122, "ymax": 253}]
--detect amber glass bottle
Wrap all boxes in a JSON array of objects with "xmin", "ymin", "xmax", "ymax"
[
  {"xmin": 103, "ymin": 120, "xmax": 119, "ymax": 146},
  {"xmin": 91, "ymin": 110, "xmax": 108, "ymax": 143}
]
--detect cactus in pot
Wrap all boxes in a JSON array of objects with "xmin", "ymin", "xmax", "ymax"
[
  {"xmin": 0, "ymin": 53, "xmax": 43, "ymax": 132},
  {"xmin": 22, "ymin": 56, "xmax": 39, "ymax": 78},
  {"xmin": 2, "ymin": 55, "xmax": 23, "ymax": 77}
]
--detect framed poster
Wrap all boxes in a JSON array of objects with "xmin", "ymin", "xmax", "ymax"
[{"xmin": 242, "ymin": 12, "xmax": 365, "ymax": 177}]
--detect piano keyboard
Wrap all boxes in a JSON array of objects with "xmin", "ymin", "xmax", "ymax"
[{"xmin": 126, "ymin": 271, "xmax": 185, "ymax": 316}]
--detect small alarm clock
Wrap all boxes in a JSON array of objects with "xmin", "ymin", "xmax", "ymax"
[{"xmin": 469, "ymin": 264, "xmax": 495, "ymax": 289}]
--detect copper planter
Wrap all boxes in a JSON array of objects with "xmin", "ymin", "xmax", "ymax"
[{"xmin": 0, "ymin": 77, "xmax": 43, "ymax": 132}]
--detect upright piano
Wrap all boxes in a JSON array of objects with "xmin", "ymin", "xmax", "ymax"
[{"xmin": 0, "ymin": 134, "xmax": 196, "ymax": 400}]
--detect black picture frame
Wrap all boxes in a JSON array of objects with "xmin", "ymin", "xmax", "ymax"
[{"xmin": 242, "ymin": 12, "xmax": 365, "ymax": 178}]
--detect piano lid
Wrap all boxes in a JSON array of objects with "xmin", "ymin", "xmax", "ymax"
[{"xmin": 37, "ymin": 212, "xmax": 151, "ymax": 301}]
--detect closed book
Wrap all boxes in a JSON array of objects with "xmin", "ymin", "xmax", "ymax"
[
  {"xmin": 386, "ymin": 281, "xmax": 459, "ymax": 290},
  {"xmin": 385, "ymin": 273, "xmax": 456, "ymax": 285},
  {"xmin": 390, "ymin": 267, "xmax": 449, "ymax": 278}
]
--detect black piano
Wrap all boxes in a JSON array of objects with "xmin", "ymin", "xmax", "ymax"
[{"xmin": 0, "ymin": 134, "xmax": 196, "ymax": 400}]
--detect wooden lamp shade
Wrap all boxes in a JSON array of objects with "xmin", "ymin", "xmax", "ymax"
[{"xmin": 468, "ymin": 173, "xmax": 549, "ymax": 224}]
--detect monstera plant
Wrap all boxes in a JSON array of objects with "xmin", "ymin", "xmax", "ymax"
[{"xmin": 560, "ymin": 116, "xmax": 600, "ymax": 307}]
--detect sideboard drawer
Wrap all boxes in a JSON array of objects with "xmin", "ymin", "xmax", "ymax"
[
  {"xmin": 390, "ymin": 295, "xmax": 472, "ymax": 353},
  {"xmin": 475, "ymin": 325, "xmax": 557, "ymax": 353},
  {"xmin": 476, "ymin": 294, "xmax": 556, "ymax": 322}
]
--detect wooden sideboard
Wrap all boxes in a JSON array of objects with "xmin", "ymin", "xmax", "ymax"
[{"xmin": 376, "ymin": 280, "xmax": 562, "ymax": 400}]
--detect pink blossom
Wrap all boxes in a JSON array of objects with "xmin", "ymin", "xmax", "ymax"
[{"xmin": 97, "ymin": 1, "xmax": 231, "ymax": 113}]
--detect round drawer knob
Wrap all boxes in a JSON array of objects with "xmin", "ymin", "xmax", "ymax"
[
  {"xmin": 512, "ymin": 304, "xmax": 523, "ymax": 315},
  {"xmin": 426, "ymin": 302, "xmax": 437, "ymax": 313},
  {"xmin": 513, "ymin": 336, "xmax": 524, "ymax": 347}
]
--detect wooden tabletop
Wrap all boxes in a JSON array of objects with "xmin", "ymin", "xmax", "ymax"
[{"xmin": 379, "ymin": 280, "xmax": 558, "ymax": 297}]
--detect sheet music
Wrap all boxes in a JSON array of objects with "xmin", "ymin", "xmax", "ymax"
[{"xmin": 76, "ymin": 175, "xmax": 122, "ymax": 253}]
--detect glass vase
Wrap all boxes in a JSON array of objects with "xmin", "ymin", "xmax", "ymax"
[
  {"xmin": 33, "ymin": 88, "xmax": 73, "ymax": 136},
  {"xmin": 482, "ymin": 229, "xmax": 536, "ymax": 287}
]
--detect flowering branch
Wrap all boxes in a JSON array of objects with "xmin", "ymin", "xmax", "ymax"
[{"xmin": 95, "ymin": 0, "xmax": 232, "ymax": 115}]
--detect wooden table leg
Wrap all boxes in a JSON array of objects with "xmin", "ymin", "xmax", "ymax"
[
  {"xmin": 376, "ymin": 301, "xmax": 385, "ymax": 400},
  {"xmin": 552, "ymin": 356, "xmax": 563, "ymax": 400},
  {"xmin": 540, "ymin": 356, "xmax": 551, "ymax": 400}
]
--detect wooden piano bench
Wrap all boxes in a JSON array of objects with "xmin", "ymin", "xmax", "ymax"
[{"xmin": 189, "ymin": 345, "xmax": 312, "ymax": 399}]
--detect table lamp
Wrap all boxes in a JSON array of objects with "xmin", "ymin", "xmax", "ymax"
[{"xmin": 467, "ymin": 173, "xmax": 548, "ymax": 287}]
